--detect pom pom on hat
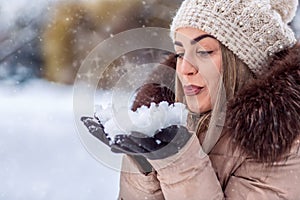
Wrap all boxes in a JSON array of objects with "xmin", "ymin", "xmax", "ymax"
[{"xmin": 270, "ymin": 0, "xmax": 299, "ymax": 23}]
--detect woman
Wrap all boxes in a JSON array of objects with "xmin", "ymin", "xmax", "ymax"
[{"xmin": 82, "ymin": 0, "xmax": 300, "ymax": 199}]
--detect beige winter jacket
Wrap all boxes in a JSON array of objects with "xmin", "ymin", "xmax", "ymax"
[
  {"xmin": 118, "ymin": 45, "xmax": 300, "ymax": 199},
  {"xmin": 119, "ymin": 133, "xmax": 300, "ymax": 200}
]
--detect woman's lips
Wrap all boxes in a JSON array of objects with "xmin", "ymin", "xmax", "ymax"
[{"xmin": 183, "ymin": 85, "xmax": 204, "ymax": 96}]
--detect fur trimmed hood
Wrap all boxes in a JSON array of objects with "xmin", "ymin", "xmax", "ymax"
[{"xmin": 226, "ymin": 44, "xmax": 300, "ymax": 163}]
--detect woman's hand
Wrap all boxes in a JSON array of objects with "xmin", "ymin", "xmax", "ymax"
[
  {"xmin": 81, "ymin": 116, "xmax": 154, "ymax": 173},
  {"xmin": 80, "ymin": 116, "xmax": 191, "ymax": 160},
  {"xmin": 111, "ymin": 125, "xmax": 191, "ymax": 160},
  {"xmin": 81, "ymin": 116, "xmax": 112, "ymax": 146}
]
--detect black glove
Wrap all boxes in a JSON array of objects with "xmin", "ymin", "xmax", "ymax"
[
  {"xmin": 81, "ymin": 116, "xmax": 153, "ymax": 173},
  {"xmin": 111, "ymin": 125, "xmax": 191, "ymax": 160},
  {"xmin": 81, "ymin": 116, "xmax": 111, "ymax": 146},
  {"xmin": 81, "ymin": 116, "xmax": 191, "ymax": 161}
]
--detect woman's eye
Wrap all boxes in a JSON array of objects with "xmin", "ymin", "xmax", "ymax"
[
  {"xmin": 175, "ymin": 53, "xmax": 184, "ymax": 59},
  {"xmin": 197, "ymin": 51, "xmax": 213, "ymax": 57}
]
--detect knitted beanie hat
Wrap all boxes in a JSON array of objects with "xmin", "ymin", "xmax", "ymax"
[{"xmin": 171, "ymin": 0, "xmax": 298, "ymax": 74}]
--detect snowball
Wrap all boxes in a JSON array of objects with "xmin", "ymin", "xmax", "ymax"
[{"xmin": 95, "ymin": 101, "xmax": 188, "ymax": 142}]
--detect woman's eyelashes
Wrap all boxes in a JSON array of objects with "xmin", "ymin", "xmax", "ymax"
[
  {"xmin": 175, "ymin": 52, "xmax": 184, "ymax": 59},
  {"xmin": 175, "ymin": 50, "xmax": 214, "ymax": 60},
  {"xmin": 196, "ymin": 50, "xmax": 213, "ymax": 57}
]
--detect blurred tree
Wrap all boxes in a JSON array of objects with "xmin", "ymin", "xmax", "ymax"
[
  {"xmin": 42, "ymin": 0, "xmax": 182, "ymax": 85},
  {"xmin": 0, "ymin": 3, "xmax": 46, "ymax": 84}
]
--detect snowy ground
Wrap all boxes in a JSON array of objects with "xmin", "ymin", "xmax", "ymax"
[{"xmin": 0, "ymin": 79, "xmax": 119, "ymax": 200}]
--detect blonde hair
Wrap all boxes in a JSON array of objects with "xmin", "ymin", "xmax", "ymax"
[{"xmin": 176, "ymin": 43, "xmax": 255, "ymax": 152}]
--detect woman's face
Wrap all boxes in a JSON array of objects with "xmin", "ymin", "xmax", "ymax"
[{"xmin": 175, "ymin": 27, "xmax": 222, "ymax": 113}]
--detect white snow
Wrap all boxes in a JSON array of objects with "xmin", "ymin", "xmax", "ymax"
[
  {"xmin": 0, "ymin": 79, "xmax": 119, "ymax": 200},
  {"xmin": 95, "ymin": 101, "xmax": 188, "ymax": 141}
]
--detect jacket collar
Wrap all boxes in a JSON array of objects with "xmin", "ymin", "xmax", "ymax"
[{"xmin": 225, "ymin": 44, "xmax": 300, "ymax": 163}]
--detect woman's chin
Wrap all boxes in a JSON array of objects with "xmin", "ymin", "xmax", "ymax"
[
  {"xmin": 187, "ymin": 103, "xmax": 211, "ymax": 114},
  {"xmin": 185, "ymin": 94, "xmax": 212, "ymax": 114}
]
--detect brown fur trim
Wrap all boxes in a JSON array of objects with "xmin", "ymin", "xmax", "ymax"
[
  {"xmin": 131, "ymin": 83, "xmax": 175, "ymax": 111},
  {"xmin": 226, "ymin": 44, "xmax": 300, "ymax": 163},
  {"xmin": 131, "ymin": 54, "xmax": 176, "ymax": 111}
]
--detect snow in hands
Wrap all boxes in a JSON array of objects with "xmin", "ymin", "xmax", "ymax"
[{"xmin": 95, "ymin": 101, "xmax": 188, "ymax": 143}]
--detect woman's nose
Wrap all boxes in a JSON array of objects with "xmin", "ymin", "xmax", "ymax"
[{"xmin": 177, "ymin": 57, "xmax": 198, "ymax": 76}]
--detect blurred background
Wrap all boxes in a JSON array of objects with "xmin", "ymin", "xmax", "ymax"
[
  {"xmin": 0, "ymin": 0, "xmax": 182, "ymax": 199},
  {"xmin": 0, "ymin": 0, "xmax": 299, "ymax": 199}
]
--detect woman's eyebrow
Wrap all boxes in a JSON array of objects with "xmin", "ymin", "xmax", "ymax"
[
  {"xmin": 190, "ymin": 34, "xmax": 216, "ymax": 45},
  {"xmin": 174, "ymin": 41, "xmax": 183, "ymax": 47},
  {"xmin": 174, "ymin": 34, "xmax": 216, "ymax": 47}
]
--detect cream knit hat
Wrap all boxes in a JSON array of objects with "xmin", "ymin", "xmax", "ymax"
[{"xmin": 171, "ymin": 0, "xmax": 298, "ymax": 74}]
